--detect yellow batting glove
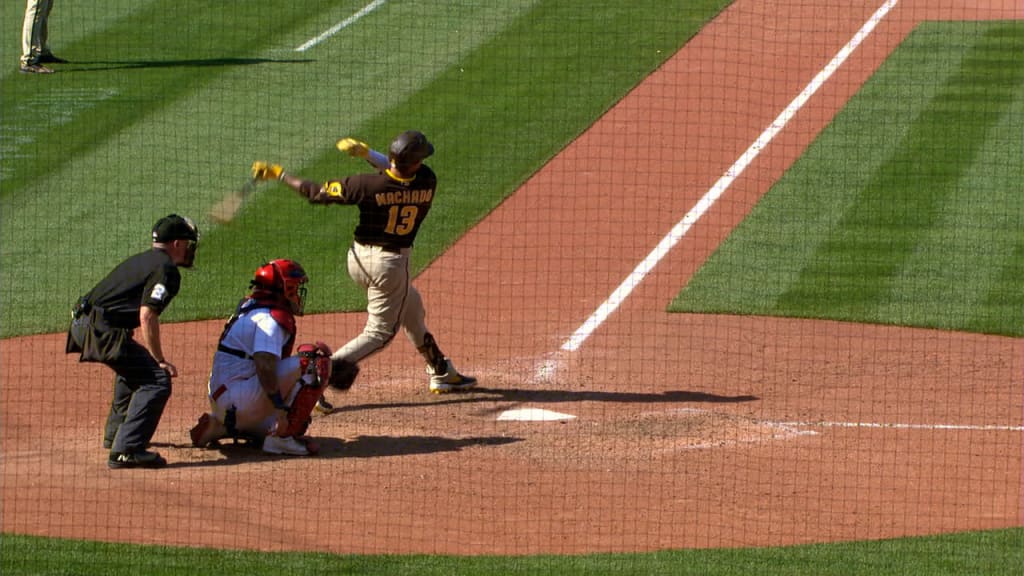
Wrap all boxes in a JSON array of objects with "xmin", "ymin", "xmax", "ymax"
[
  {"xmin": 251, "ymin": 161, "xmax": 284, "ymax": 181},
  {"xmin": 336, "ymin": 137, "xmax": 370, "ymax": 159}
]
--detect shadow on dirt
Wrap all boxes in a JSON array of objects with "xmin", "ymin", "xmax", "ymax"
[
  {"xmin": 158, "ymin": 434, "xmax": 521, "ymax": 467},
  {"xmin": 326, "ymin": 434, "xmax": 520, "ymax": 459},
  {"xmin": 331, "ymin": 388, "xmax": 759, "ymax": 414}
]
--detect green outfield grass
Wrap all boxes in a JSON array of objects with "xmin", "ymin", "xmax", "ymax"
[
  {"xmin": 671, "ymin": 21, "xmax": 1024, "ymax": 338},
  {"xmin": 0, "ymin": 0, "xmax": 729, "ymax": 336},
  {"xmin": 3, "ymin": 528, "xmax": 1022, "ymax": 576},
  {"xmin": 1, "ymin": 2, "xmax": 1019, "ymax": 573}
]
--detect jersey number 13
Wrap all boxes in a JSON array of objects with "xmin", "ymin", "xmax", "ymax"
[{"xmin": 385, "ymin": 205, "xmax": 418, "ymax": 235}]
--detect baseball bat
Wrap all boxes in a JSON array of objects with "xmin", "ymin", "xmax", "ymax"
[{"xmin": 209, "ymin": 177, "xmax": 257, "ymax": 224}]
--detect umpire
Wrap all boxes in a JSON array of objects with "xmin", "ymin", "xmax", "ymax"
[{"xmin": 66, "ymin": 214, "xmax": 199, "ymax": 469}]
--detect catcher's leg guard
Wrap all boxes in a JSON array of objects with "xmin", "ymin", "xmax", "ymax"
[
  {"xmin": 280, "ymin": 343, "xmax": 332, "ymax": 439},
  {"xmin": 281, "ymin": 382, "xmax": 321, "ymax": 438}
]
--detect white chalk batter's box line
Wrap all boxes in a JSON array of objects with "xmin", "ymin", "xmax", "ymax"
[
  {"xmin": 526, "ymin": 359, "xmax": 1023, "ymax": 432},
  {"xmin": 775, "ymin": 420, "xmax": 1024, "ymax": 432},
  {"xmin": 669, "ymin": 407, "xmax": 1024, "ymax": 433},
  {"xmin": 498, "ymin": 406, "xmax": 1023, "ymax": 432},
  {"xmin": 659, "ymin": 407, "xmax": 1024, "ymax": 433}
]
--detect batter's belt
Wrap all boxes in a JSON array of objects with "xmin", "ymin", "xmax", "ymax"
[{"xmin": 355, "ymin": 241, "xmax": 406, "ymax": 254}]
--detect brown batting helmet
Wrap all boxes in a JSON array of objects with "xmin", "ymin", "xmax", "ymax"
[{"xmin": 389, "ymin": 130, "xmax": 434, "ymax": 168}]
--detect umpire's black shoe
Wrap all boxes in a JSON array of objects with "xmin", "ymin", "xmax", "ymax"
[{"xmin": 108, "ymin": 450, "xmax": 167, "ymax": 469}]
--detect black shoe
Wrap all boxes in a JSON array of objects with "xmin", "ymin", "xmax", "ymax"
[
  {"xmin": 19, "ymin": 63, "xmax": 54, "ymax": 74},
  {"xmin": 108, "ymin": 450, "xmax": 167, "ymax": 469},
  {"xmin": 314, "ymin": 396, "xmax": 334, "ymax": 415},
  {"xmin": 37, "ymin": 53, "xmax": 68, "ymax": 64}
]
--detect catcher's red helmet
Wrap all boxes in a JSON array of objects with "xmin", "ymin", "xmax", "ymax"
[{"xmin": 251, "ymin": 259, "xmax": 308, "ymax": 315}]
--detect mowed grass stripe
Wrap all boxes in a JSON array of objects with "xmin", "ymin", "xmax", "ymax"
[
  {"xmin": 0, "ymin": 0, "xmax": 150, "ymax": 71},
  {"xmin": 2, "ymin": 0, "xmax": 725, "ymax": 336},
  {"xmin": 0, "ymin": 1, "xmax": 542, "ymax": 335},
  {"xmin": 673, "ymin": 21, "xmax": 1024, "ymax": 337},
  {"xmin": 0, "ymin": 0, "xmax": 361, "ymax": 330},
  {"xmin": 782, "ymin": 22, "xmax": 1024, "ymax": 334},
  {"xmin": 173, "ymin": 0, "xmax": 725, "ymax": 326},
  {"xmin": 0, "ymin": 0, "xmax": 328, "ymax": 192},
  {"xmin": 885, "ymin": 67, "xmax": 1024, "ymax": 333},
  {"xmin": 777, "ymin": 22, "xmax": 1024, "ymax": 320}
]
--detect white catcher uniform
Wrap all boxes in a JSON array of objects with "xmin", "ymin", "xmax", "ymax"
[{"xmin": 207, "ymin": 307, "xmax": 306, "ymax": 431}]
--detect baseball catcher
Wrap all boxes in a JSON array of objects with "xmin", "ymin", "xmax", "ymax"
[{"xmin": 189, "ymin": 259, "xmax": 330, "ymax": 456}]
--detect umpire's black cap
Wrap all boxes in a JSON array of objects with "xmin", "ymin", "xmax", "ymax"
[{"xmin": 152, "ymin": 214, "xmax": 199, "ymax": 243}]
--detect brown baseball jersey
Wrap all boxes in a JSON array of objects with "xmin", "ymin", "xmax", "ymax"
[{"xmin": 297, "ymin": 165, "xmax": 437, "ymax": 249}]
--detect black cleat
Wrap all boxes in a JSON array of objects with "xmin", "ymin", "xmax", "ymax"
[{"xmin": 108, "ymin": 450, "xmax": 167, "ymax": 469}]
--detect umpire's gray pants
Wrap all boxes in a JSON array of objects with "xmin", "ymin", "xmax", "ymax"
[{"xmin": 104, "ymin": 339, "xmax": 172, "ymax": 454}]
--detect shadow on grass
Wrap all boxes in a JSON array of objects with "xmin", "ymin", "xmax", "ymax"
[{"xmin": 57, "ymin": 57, "xmax": 313, "ymax": 72}]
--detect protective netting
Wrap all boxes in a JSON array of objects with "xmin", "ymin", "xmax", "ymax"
[{"xmin": 2, "ymin": 0, "xmax": 1021, "ymax": 572}]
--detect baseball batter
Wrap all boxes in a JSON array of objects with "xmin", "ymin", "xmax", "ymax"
[{"xmin": 251, "ymin": 130, "xmax": 476, "ymax": 394}]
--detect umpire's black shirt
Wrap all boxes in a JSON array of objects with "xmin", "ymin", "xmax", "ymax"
[{"xmin": 85, "ymin": 249, "xmax": 181, "ymax": 329}]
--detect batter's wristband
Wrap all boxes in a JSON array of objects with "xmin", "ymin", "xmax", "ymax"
[{"xmin": 267, "ymin": 391, "xmax": 287, "ymax": 410}]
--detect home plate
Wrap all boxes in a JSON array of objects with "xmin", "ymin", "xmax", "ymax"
[{"xmin": 497, "ymin": 408, "xmax": 577, "ymax": 422}]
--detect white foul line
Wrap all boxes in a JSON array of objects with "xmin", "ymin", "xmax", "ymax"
[
  {"xmin": 295, "ymin": 0, "xmax": 387, "ymax": 52},
  {"xmin": 561, "ymin": 0, "xmax": 900, "ymax": 352}
]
